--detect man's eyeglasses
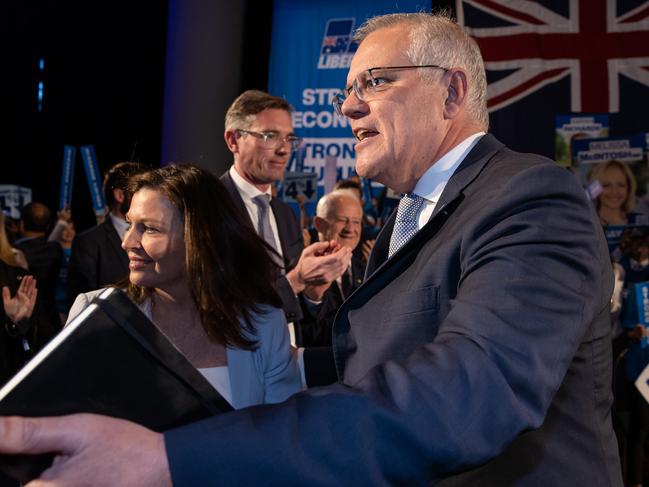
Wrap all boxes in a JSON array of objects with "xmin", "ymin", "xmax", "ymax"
[
  {"xmin": 237, "ymin": 129, "xmax": 303, "ymax": 151},
  {"xmin": 332, "ymin": 64, "xmax": 449, "ymax": 117}
]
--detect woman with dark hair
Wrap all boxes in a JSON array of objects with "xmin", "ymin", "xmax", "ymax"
[{"xmin": 67, "ymin": 164, "xmax": 301, "ymax": 408}]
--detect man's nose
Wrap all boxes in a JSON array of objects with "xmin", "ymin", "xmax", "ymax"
[
  {"xmin": 275, "ymin": 141, "xmax": 289, "ymax": 155},
  {"xmin": 342, "ymin": 90, "xmax": 369, "ymax": 119}
]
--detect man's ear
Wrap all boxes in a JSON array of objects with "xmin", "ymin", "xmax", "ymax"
[
  {"xmin": 443, "ymin": 69, "xmax": 468, "ymax": 120},
  {"xmin": 224, "ymin": 130, "xmax": 239, "ymax": 154},
  {"xmin": 113, "ymin": 188, "xmax": 125, "ymax": 204},
  {"xmin": 314, "ymin": 216, "xmax": 328, "ymax": 234}
]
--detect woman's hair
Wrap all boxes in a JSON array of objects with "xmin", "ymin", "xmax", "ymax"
[
  {"xmin": 0, "ymin": 212, "xmax": 19, "ymax": 267},
  {"xmin": 124, "ymin": 164, "xmax": 281, "ymax": 350},
  {"xmin": 588, "ymin": 160, "xmax": 637, "ymax": 213}
]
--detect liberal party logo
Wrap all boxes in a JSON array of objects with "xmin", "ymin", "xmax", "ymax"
[{"xmin": 318, "ymin": 18, "xmax": 358, "ymax": 69}]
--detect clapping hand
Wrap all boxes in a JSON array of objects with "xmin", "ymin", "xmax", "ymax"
[{"xmin": 2, "ymin": 275, "xmax": 37, "ymax": 325}]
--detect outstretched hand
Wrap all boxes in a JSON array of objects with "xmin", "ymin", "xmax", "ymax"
[
  {"xmin": 0, "ymin": 414, "xmax": 171, "ymax": 487},
  {"xmin": 2, "ymin": 276, "xmax": 37, "ymax": 325}
]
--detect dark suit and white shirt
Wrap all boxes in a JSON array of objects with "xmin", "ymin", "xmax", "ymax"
[{"xmin": 227, "ymin": 166, "xmax": 285, "ymax": 263}]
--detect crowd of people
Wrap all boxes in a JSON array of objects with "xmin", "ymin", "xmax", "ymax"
[
  {"xmin": 0, "ymin": 10, "xmax": 639, "ymax": 487},
  {"xmin": 586, "ymin": 158, "xmax": 649, "ymax": 486}
]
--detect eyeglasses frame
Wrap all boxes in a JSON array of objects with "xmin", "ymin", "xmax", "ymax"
[
  {"xmin": 236, "ymin": 129, "xmax": 303, "ymax": 151},
  {"xmin": 332, "ymin": 64, "xmax": 449, "ymax": 117}
]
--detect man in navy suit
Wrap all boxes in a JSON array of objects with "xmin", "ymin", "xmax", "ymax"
[
  {"xmin": 220, "ymin": 90, "xmax": 352, "ymax": 345},
  {"xmin": 66, "ymin": 162, "xmax": 148, "ymax": 306},
  {"xmin": 0, "ymin": 12, "xmax": 622, "ymax": 486}
]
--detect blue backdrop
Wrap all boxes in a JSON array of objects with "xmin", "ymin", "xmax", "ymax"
[{"xmin": 268, "ymin": 0, "xmax": 432, "ymax": 210}]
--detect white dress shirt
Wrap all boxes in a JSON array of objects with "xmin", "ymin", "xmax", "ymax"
[{"xmin": 413, "ymin": 132, "xmax": 485, "ymax": 229}]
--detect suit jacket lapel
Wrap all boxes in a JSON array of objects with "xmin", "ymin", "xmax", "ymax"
[
  {"xmin": 365, "ymin": 215, "xmax": 393, "ymax": 278},
  {"xmin": 221, "ymin": 172, "xmax": 253, "ymax": 229}
]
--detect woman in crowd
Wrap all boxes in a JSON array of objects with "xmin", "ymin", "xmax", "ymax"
[
  {"xmin": 67, "ymin": 164, "xmax": 301, "ymax": 409},
  {"xmin": 1, "ymin": 210, "xmax": 37, "ymax": 385},
  {"xmin": 589, "ymin": 160, "xmax": 646, "ymax": 226}
]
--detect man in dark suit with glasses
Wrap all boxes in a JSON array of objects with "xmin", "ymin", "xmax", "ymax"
[{"xmin": 220, "ymin": 90, "xmax": 352, "ymax": 346}]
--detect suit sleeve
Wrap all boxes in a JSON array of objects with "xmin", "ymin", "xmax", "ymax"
[
  {"xmin": 164, "ymin": 163, "xmax": 611, "ymax": 485},
  {"xmin": 274, "ymin": 275, "xmax": 303, "ymax": 323}
]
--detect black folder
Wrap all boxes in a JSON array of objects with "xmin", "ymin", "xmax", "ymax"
[{"xmin": 0, "ymin": 287, "xmax": 232, "ymax": 483}]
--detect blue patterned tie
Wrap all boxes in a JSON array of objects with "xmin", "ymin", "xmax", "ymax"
[{"xmin": 388, "ymin": 193, "xmax": 425, "ymax": 258}]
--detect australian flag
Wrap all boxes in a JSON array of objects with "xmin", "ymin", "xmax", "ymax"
[
  {"xmin": 456, "ymin": 0, "xmax": 649, "ymax": 159},
  {"xmin": 320, "ymin": 19, "xmax": 357, "ymax": 55}
]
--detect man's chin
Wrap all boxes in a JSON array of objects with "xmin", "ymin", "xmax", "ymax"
[
  {"xmin": 337, "ymin": 239, "xmax": 358, "ymax": 251},
  {"xmin": 355, "ymin": 158, "xmax": 387, "ymax": 185}
]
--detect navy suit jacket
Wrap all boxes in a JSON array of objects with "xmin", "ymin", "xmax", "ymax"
[
  {"xmin": 220, "ymin": 171, "xmax": 304, "ymax": 324},
  {"xmin": 67, "ymin": 219, "xmax": 129, "ymax": 307},
  {"xmin": 167, "ymin": 135, "xmax": 622, "ymax": 486}
]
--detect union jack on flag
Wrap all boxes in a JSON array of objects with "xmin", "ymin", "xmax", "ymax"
[{"xmin": 457, "ymin": 0, "xmax": 649, "ymax": 114}]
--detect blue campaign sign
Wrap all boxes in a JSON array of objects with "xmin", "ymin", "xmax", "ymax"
[
  {"xmin": 268, "ymin": 0, "xmax": 431, "ymax": 190},
  {"xmin": 572, "ymin": 133, "xmax": 648, "ymax": 189},
  {"xmin": 572, "ymin": 133, "xmax": 647, "ymax": 166},
  {"xmin": 554, "ymin": 114, "xmax": 609, "ymax": 167},
  {"xmin": 59, "ymin": 145, "xmax": 76, "ymax": 210},
  {"xmin": 80, "ymin": 145, "xmax": 106, "ymax": 216},
  {"xmin": 635, "ymin": 282, "xmax": 649, "ymax": 327}
]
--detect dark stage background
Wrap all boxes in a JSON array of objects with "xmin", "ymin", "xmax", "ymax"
[{"xmin": 7, "ymin": 0, "xmax": 274, "ymax": 232}]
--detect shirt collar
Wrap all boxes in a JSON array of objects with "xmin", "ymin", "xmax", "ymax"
[
  {"xmin": 412, "ymin": 132, "xmax": 485, "ymax": 203},
  {"xmin": 109, "ymin": 213, "xmax": 129, "ymax": 240},
  {"xmin": 229, "ymin": 166, "xmax": 272, "ymax": 201}
]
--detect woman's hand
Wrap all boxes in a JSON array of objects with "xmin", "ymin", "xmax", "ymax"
[{"xmin": 2, "ymin": 275, "xmax": 37, "ymax": 325}]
